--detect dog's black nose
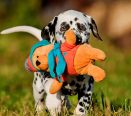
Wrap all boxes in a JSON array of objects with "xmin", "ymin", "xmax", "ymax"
[
  {"xmin": 36, "ymin": 60, "xmax": 40, "ymax": 66},
  {"xmin": 76, "ymin": 35, "xmax": 82, "ymax": 45}
]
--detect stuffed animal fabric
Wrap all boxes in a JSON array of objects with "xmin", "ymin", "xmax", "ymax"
[{"xmin": 26, "ymin": 30, "xmax": 106, "ymax": 94}]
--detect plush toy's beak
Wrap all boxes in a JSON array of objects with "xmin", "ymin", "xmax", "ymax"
[{"xmin": 26, "ymin": 56, "xmax": 37, "ymax": 72}]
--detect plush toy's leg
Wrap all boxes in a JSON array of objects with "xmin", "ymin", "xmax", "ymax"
[
  {"xmin": 80, "ymin": 44, "xmax": 106, "ymax": 61},
  {"xmin": 87, "ymin": 64, "xmax": 105, "ymax": 82},
  {"xmin": 78, "ymin": 64, "xmax": 105, "ymax": 82}
]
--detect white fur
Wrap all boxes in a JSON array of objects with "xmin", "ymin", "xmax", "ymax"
[{"xmin": 55, "ymin": 10, "xmax": 91, "ymax": 43}]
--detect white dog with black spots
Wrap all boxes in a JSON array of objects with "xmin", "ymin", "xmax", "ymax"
[{"xmin": 1, "ymin": 10, "xmax": 102, "ymax": 116}]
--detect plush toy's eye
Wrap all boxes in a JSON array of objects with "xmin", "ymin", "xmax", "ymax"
[
  {"xmin": 60, "ymin": 22, "xmax": 70, "ymax": 31},
  {"xmin": 37, "ymin": 56, "xmax": 39, "ymax": 58},
  {"xmin": 77, "ymin": 23, "xmax": 86, "ymax": 31}
]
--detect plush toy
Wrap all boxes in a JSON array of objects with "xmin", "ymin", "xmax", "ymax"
[{"xmin": 26, "ymin": 30, "xmax": 106, "ymax": 94}]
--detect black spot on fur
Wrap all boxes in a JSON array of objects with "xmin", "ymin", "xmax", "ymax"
[
  {"xmin": 87, "ymin": 101, "xmax": 91, "ymax": 104},
  {"xmin": 77, "ymin": 23, "xmax": 86, "ymax": 31},
  {"xmin": 61, "ymin": 88, "xmax": 71, "ymax": 95},
  {"xmin": 60, "ymin": 22, "xmax": 70, "ymax": 31},
  {"xmin": 78, "ymin": 84, "xmax": 86, "ymax": 100},
  {"xmin": 74, "ymin": 17, "xmax": 78, "ymax": 21},
  {"xmin": 39, "ymin": 89, "xmax": 44, "ymax": 94},
  {"xmin": 43, "ymin": 72, "xmax": 50, "ymax": 77},
  {"xmin": 89, "ymin": 77, "xmax": 94, "ymax": 83},
  {"xmin": 76, "ymin": 83, "xmax": 81, "ymax": 89},
  {"xmin": 87, "ymin": 77, "xmax": 94, "ymax": 91},
  {"xmin": 41, "ymin": 27, "xmax": 50, "ymax": 40},
  {"xmin": 34, "ymin": 80, "xmax": 36, "ymax": 85},
  {"xmin": 63, "ymin": 82, "xmax": 68, "ymax": 86},
  {"xmin": 80, "ymin": 86, "xmax": 86, "ymax": 94},
  {"xmin": 85, "ymin": 93, "xmax": 91, "ymax": 97},
  {"xmin": 34, "ymin": 77, "xmax": 37, "ymax": 84},
  {"xmin": 78, "ymin": 91, "xmax": 84, "ymax": 100},
  {"xmin": 70, "ymin": 21, "xmax": 72, "ymax": 25},
  {"xmin": 61, "ymin": 85, "xmax": 78, "ymax": 95},
  {"xmin": 49, "ymin": 17, "xmax": 58, "ymax": 36},
  {"xmin": 87, "ymin": 84, "xmax": 91, "ymax": 91},
  {"xmin": 83, "ymin": 98, "xmax": 88, "ymax": 102},
  {"xmin": 79, "ymin": 102, "xmax": 84, "ymax": 107},
  {"xmin": 89, "ymin": 18, "xmax": 102, "ymax": 41},
  {"xmin": 39, "ymin": 73, "xmax": 41, "ymax": 78},
  {"xmin": 77, "ymin": 75, "xmax": 85, "ymax": 81},
  {"xmin": 83, "ymin": 14, "xmax": 87, "ymax": 17},
  {"xmin": 79, "ymin": 108, "xmax": 84, "ymax": 112},
  {"xmin": 41, "ymin": 98, "xmax": 44, "ymax": 102},
  {"xmin": 70, "ymin": 80, "xmax": 75, "ymax": 86},
  {"xmin": 41, "ymin": 16, "xmax": 58, "ymax": 42}
]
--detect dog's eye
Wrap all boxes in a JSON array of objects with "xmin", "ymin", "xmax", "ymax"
[
  {"xmin": 77, "ymin": 23, "xmax": 86, "ymax": 31},
  {"xmin": 60, "ymin": 22, "xmax": 70, "ymax": 31}
]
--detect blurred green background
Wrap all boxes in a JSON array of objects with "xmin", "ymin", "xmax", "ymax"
[{"xmin": 0, "ymin": 0, "xmax": 131, "ymax": 115}]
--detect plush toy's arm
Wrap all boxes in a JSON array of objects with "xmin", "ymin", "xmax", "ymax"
[
  {"xmin": 86, "ymin": 45, "xmax": 106, "ymax": 61},
  {"xmin": 78, "ymin": 63, "xmax": 106, "ymax": 82}
]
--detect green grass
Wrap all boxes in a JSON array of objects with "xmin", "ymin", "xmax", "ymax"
[{"xmin": 0, "ymin": 34, "xmax": 131, "ymax": 115}]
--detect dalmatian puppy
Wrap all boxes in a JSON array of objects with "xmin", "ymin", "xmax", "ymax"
[{"xmin": 1, "ymin": 10, "xmax": 101, "ymax": 116}]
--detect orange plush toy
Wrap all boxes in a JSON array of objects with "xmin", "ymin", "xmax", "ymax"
[{"xmin": 26, "ymin": 30, "xmax": 106, "ymax": 94}]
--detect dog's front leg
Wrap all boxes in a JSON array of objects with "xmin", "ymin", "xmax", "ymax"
[
  {"xmin": 45, "ymin": 79, "xmax": 62, "ymax": 116},
  {"xmin": 33, "ymin": 72, "xmax": 45, "ymax": 112}
]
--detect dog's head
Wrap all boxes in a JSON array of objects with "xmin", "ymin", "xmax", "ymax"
[{"xmin": 41, "ymin": 10, "xmax": 102, "ymax": 44}]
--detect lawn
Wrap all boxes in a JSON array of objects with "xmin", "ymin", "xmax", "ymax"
[{"xmin": 0, "ymin": 34, "xmax": 131, "ymax": 116}]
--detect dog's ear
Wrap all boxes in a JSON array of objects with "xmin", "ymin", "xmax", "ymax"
[
  {"xmin": 41, "ymin": 16, "xmax": 58, "ymax": 43},
  {"xmin": 89, "ymin": 18, "xmax": 102, "ymax": 41}
]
